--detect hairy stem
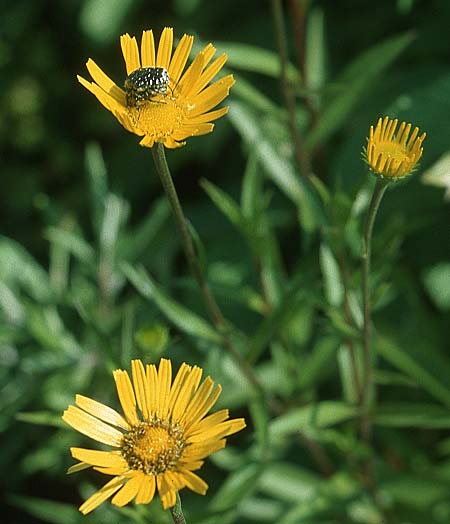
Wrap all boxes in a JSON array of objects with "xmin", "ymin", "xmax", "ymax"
[
  {"xmin": 361, "ymin": 178, "xmax": 388, "ymax": 440},
  {"xmin": 271, "ymin": 0, "xmax": 311, "ymax": 178},
  {"xmin": 151, "ymin": 143, "xmax": 264, "ymax": 396},
  {"xmin": 169, "ymin": 493, "xmax": 187, "ymax": 524}
]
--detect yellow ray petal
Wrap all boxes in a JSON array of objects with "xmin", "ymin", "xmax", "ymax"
[
  {"xmin": 187, "ymin": 419, "xmax": 246, "ymax": 443},
  {"xmin": 156, "ymin": 27, "xmax": 173, "ymax": 69},
  {"xmin": 168, "ymin": 34, "xmax": 194, "ymax": 87},
  {"xmin": 180, "ymin": 378, "xmax": 219, "ymax": 427},
  {"xmin": 85, "ymin": 59, "xmax": 126, "ymax": 105},
  {"xmin": 79, "ymin": 476, "xmax": 125, "ymax": 515},
  {"xmin": 113, "ymin": 370, "xmax": 139, "ymax": 425},
  {"xmin": 145, "ymin": 363, "xmax": 159, "ymax": 415},
  {"xmin": 189, "ymin": 75, "xmax": 235, "ymax": 117},
  {"xmin": 157, "ymin": 358, "xmax": 172, "ymax": 418},
  {"xmin": 168, "ymin": 363, "xmax": 192, "ymax": 414},
  {"xmin": 111, "ymin": 473, "xmax": 142, "ymax": 507},
  {"xmin": 141, "ymin": 30, "xmax": 156, "ymax": 67},
  {"xmin": 75, "ymin": 394, "xmax": 129, "ymax": 430},
  {"xmin": 171, "ymin": 366, "xmax": 203, "ymax": 421},
  {"xmin": 120, "ymin": 34, "xmax": 141, "ymax": 74},
  {"xmin": 187, "ymin": 409, "xmax": 229, "ymax": 436},
  {"xmin": 187, "ymin": 106, "xmax": 229, "ymax": 125},
  {"xmin": 78, "ymin": 76, "xmax": 117, "ymax": 112},
  {"xmin": 62, "ymin": 406, "xmax": 123, "ymax": 447},
  {"xmin": 179, "ymin": 469, "xmax": 208, "ymax": 494},
  {"xmin": 189, "ymin": 53, "xmax": 227, "ymax": 98},
  {"xmin": 71, "ymin": 447, "xmax": 126, "ymax": 468},
  {"xmin": 173, "ymin": 123, "xmax": 214, "ymax": 141},
  {"xmin": 136, "ymin": 474, "xmax": 156, "ymax": 504},
  {"xmin": 176, "ymin": 51, "xmax": 205, "ymax": 97},
  {"xmin": 131, "ymin": 359, "xmax": 150, "ymax": 420}
]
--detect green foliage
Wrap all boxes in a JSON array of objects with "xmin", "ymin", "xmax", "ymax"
[{"xmin": 3, "ymin": 2, "xmax": 450, "ymax": 524}]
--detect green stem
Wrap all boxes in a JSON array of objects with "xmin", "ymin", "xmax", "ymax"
[
  {"xmin": 361, "ymin": 177, "xmax": 389, "ymax": 440},
  {"xmin": 169, "ymin": 493, "xmax": 187, "ymax": 524},
  {"xmin": 271, "ymin": 0, "xmax": 311, "ymax": 178},
  {"xmin": 151, "ymin": 143, "xmax": 263, "ymax": 396}
]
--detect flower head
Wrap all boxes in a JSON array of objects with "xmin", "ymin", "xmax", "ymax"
[
  {"xmin": 62, "ymin": 359, "xmax": 245, "ymax": 514},
  {"xmin": 78, "ymin": 28, "xmax": 234, "ymax": 148},
  {"xmin": 364, "ymin": 116, "xmax": 426, "ymax": 179}
]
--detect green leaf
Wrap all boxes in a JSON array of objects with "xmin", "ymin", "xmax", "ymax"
[
  {"xmin": 0, "ymin": 236, "xmax": 50, "ymax": 302},
  {"xmin": 216, "ymin": 42, "xmax": 300, "ymax": 82},
  {"xmin": 258, "ymin": 462, "xmax": 320, "ymax": 502},
  {"xmin": 307, "ymin": 32, "xmax": 414, "ymax": 148},
  {"xmin": 8, "ymin": 495, "xmax": 81, "ymax": 524},
  {"xmin": 248, "ymin": 275, "xmax": 304, "ymax": 363},
  {"xmin": 269, "ymin": 401, "xmax": 358, "ymax": 438},
  {"xmin": 233, "ymin": 74, "xmax": 283, "ymax": 115},
  {"xmin": 320, "ymin": 243, "xmax": 344, "ymax": 306},
  {"xmin": 228, "ymin": 101, "xmax": 325, "ymax": 232},
  {"xmin": 16, "ymin": 411, "xmax": 65, "ymax": 428},
  {"xmin": 374, "ymin": 402, "xmax": 450, "ymax": 428},
  {"xmin": 119, "ymin": 198, "xmax": 170, "ymax": 261},
  {"xmin": 209, "ymin": 463, "xmax": 264, "ymax": 512},
  {"xmin": 297, "ymin": 336, "xmax": 339, "ymax": 390},
  {"xmin": 122, "ymin": 264, "xmax": 222, "ymax": 343},
  {"xmin": 201, "ymin": 179, "xmax": 245, "ymax": 232},
  {"xmin": 44, "ymin": 226, "xmax": 95, "ymax": 266},
  {"xmin": 378, "ymin": 336, "xmax": 450, "ymax": 407},
  {"xmin": 85, "ymin": 141, "xmax": 108, "ymax": 236}
]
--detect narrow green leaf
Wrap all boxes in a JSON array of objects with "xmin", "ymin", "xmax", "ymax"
[
  {"xmin": 16, "ymin": 411, "xmax": 65, "ymax": 428},
  {"xmin": 119, "ymin": 198, "xmax": 170, "ymax": 261},
  {"xmin": 216, "ymin": 42, "xmax": 300, "ymax": 82},
  {"xmin": 297, "ymin": 336, "xmax": 339, "ymax": 390},
  {"xmin": 209, "ymin": 463, "xmax": 264, "ymax": 512},
  {"xmin": 320, "ymin": 243, "xmax": 344, "ymax": 306},
  {"xmin": 85, "ymin": 141, "xmax": 108, "ymax": 235},
  {"xmin": 201, "ymin": 179, "xmax": 245, "ymax": 231},
  {"xmin": 0, "ymin": 236, "xmax": 50, "ymax": 302},
  {"xmin": 44, "ymin": 226, "xmax": 95, "ymax": 266},
  {"xmin": 8, "ymin": 495, "xmax": 80, "ymax": 524},
  {"xmin": 378, "ymin": 336, "xmax": 450, "ymax": 407},
  {"xmin": 270, "ymin": 401, "xmax": 358, "ymax": 438},
  {"xmin": 228, "ymin": 101, "xmax": 325, "ymax": 232},
  {"xmin": 122, "ymin": 264, "xmax": 222, "ymax": 343},
  {"xmin": 307, "ymin": 32, "xmax": 414, "ymax": 148},
  {"xmin": 374, "ymin": 402, "xmax": 450, "ymax": 428}
]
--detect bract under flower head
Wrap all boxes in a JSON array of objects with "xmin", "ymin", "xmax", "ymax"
[
  {"xmin": 364, "ymin": 116, "xmax": 426, "ymax": 179},
  {"xmin": 78, "ymin": 28, "xmax": 234, "ymax": 148},
  {"xmin": 62, "ymin": 358, "xmax": 245, "ymax": 513}
]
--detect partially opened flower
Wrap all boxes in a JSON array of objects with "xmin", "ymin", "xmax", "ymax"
[
  {"xmin": 78, "ymin": 28, "xmax": 234, "ymax": 148},
  {"xmin": 62, "ymin": 359, "xmax": 245, "ymax": 513},
  {"xmin": 364, "ymin": 116, "xmax": 426, "ymax": 179}
]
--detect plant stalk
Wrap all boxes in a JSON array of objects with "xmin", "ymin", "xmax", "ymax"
[
  {"xmin": 361, "ymin": 177, "xmax": 388, "ymax": 440},
  {"xmin": 151, "ymin": 143, "xmax": 263, "ymax": 396},
  {"xmin": 169, "ymin": 493, "xmax": 187, "ymax": 524},
  {"xmin": 271, "ymin": 0, "xmax": 311, "ymax": 178}
]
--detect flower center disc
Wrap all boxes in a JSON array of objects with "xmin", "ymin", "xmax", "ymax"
[
  {"xmin": 127, "ymin": 97, "xmax": 185, "ymax": 140},
  {"xmin": 121, "ymin": 420, "xmax": 186, "ymax": 475}
]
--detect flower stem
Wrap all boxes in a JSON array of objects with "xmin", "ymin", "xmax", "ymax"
[
  {"xmin": 361, "ymin": 178, "xmax": 389, "ymax": 440},
  {"xmin": 270, "ymin": 0, "xmax": 311, "ymax": 178},
  {"xmin": 169, "ymin": 493, "xmax": 187, "ymax": 524},
  {"xmin": 151, "ymin": 143, "xmax": 264, "ymax": 396}
]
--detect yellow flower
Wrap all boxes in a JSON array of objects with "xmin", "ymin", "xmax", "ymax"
[
  {"xmin": 364, "ymin": 116, "xmax": 426, "ymax": 179},
  {"xmin": 62, "ymin": 359, "xmax": 245, "ymax": 514},
  {"xmin": 78, "ymin": 28, "xmax": 234, "ymax": 149}
]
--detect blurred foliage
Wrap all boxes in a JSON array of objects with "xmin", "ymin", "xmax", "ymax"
[{"xmin": 2, "ymin": 0, "xmax": 450, "ymax": 523}]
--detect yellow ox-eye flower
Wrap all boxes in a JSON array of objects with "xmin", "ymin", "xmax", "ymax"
[
  {"xmin": 78, "ymin": 28, "xmax": 234, "ymax": 148},
  {"xmin": 62, "ymin": 359, "xmax": 245, "ymax": 514},
  {"xmin": 364, "ymin": 116, "xmax": 426, "ymax": 179}
]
